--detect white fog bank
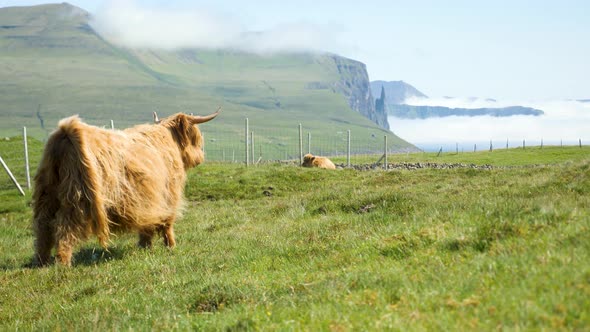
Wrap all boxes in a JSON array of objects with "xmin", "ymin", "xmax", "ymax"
[
  {"xmin": 90, "ymin": 0, "xmax": 345, "ymax": 54},
  {"xmin": 389, "ymin": 99, "xmax": 590, "ymax": 151}
]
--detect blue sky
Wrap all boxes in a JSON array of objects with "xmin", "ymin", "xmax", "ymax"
[{"xmin": 2, "ymin": 0, "xmax": 589, "ymax": 100}]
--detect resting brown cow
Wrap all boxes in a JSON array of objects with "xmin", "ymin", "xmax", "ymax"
[
  {"xmin": 32, "ymin": 109, "xmax": 219, "ymax": 266},
  {"xmin": 302, "ymin": 153, "xmax": 336, "ymax": 170}
]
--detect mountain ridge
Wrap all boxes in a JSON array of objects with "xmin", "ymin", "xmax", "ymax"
[{"xmin": 0, "ymin": 3, "xmax": 412, "ymax": 154}]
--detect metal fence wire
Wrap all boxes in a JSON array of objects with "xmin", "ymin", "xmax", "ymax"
[{"xmin": 0, "ymin": 120, "xmax": 586, "ymax": 194}]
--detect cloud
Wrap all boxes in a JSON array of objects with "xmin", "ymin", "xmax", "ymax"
[
  {"xmin": 90, "ymin": 0, "xmax": 344, "ymax": 54},
  {"xmin": 389, "ymin": 99, "xmax": 590, "ymax": 149},
  {"xmin": 404, "ymin": 96, "xmax": 529, "ymax": 109}
]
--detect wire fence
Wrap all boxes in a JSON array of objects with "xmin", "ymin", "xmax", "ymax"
[
  {"xmin": 200, "ymin": 120, "xmax": 398, "ymax": 165},
  {"xmin": 0, "ymin": 120, "xmax": 587, "ymax": 193}
]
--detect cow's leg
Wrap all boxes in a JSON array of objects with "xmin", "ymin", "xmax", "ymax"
[
  {"xmin": 33, "ymin": 217, "xmax": 55, "ymax": 267},
  {"xmin": 54, "ymin": 209, "xmax": 85, "ymax": 267},
  {"xmin": 138, "ymin": 229, "xmax": 155, "ymax": 248},
  {"xmin": 55, "ymin": 236, "xmax": 76, "ymax": 267},
  {"xmin": 33, "ymin": 192, "xmax": 59, "ymax": 266},
  {"xmin": 161, "ymin": 218, "xmax": 176, "ymax": 248}
]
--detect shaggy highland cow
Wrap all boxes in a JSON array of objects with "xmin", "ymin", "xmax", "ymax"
[
  {"xmin": 302, "ymin": 153, "xmax": 336, "ymax": 170},
  {"xmin": 32, "ymin": 109, "xmax": 220, "ymax": 266}
]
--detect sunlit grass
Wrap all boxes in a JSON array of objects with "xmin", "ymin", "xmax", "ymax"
[{"xmin": 0, "ymin": 143, "xmax": 588, "ymax": 330}]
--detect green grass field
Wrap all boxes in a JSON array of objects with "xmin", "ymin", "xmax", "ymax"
[{"xmin": 0, "ymin": 139, "xmax": 588, "ymax": 330}]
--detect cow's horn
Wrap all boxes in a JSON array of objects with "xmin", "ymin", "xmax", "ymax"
[
  {"xmin": 153, "ymin": 111, "xmax": 161, "ymax": 124},
  {"xmin": 190, "ymin": 107, "xmax": 221, "ymax": 124}
]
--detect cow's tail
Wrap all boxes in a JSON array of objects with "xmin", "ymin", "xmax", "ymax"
[{"xmin": 53, "ymin": 116, "xmax": 110, "ymax": 247}]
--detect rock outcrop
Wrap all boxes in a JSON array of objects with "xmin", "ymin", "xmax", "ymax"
[{"xmin": 331, "ymin": 56, "xmax": 389, "ymax": 130}]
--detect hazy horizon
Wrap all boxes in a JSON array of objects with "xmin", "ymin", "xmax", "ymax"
[{"xmin": 389, "ymin": 99, "xmax": 590, "ymax": 151}]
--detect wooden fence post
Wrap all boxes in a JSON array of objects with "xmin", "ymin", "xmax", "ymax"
[
  {"xmin": 251, "ymin": 131, "xmax": 254, "ymax": 165},
  {"xmin": 347, "ymin": 130, "xmax": 351, "ymax": 168},
  {"xmin": 384, "ymin": 135, "xmax": 388, "ymax": 170},
  {"xmin": 23, "ymin": 127, "xmax": 31, "ymax": 190},
  {"xmin": 245, "ymin": 118, "xmax": 249, "ymax": 166},
  {"xmin": 110, "ymin": 120, "xmax": 114, "ymax": 130},
  {"xmin": 0, "ymin": 156, "xmax": 25, "ymax": 196},
  {"xmin": 299, "ymin": 124, "xmax": 303, "ymax": 165}
]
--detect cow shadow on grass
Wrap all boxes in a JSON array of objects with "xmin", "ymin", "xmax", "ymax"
[
  {"xmin": 0, "ymin": 246, "xmax": 128, "ymax": 270},
  {"xmin": 71, "ymin": 246, "xmax": 127, "ymax": 267}
]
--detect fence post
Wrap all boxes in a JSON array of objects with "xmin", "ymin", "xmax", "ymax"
[
  {"xmin": 383, "ymin": 135, "xmax": 388, "ymax": 170},
  {"xmin": 110, "ymin": 120, "xmax": 114, "ymax": 130},
  {"xmin": 23, "ymin": 127, "xmax": 31, "ymax": 190},
  {"xmin": 523, "ymin": 139, "xmax": 525, "ymax": 149},
  {"xmin": 347, "ymin": 130, "xmax": 351, "ymax": 168},
  {"xmin": 0, "ymin": 156, "xmax": 25, "ymax": 196},
  {"xmin": 489, "ymin": 140, "xmax": 493, "ymax": 152},
  {"xmin": 250, "ymin": 131, "xmax": 254, "ymax": 165},
  {"xmin": 580, "ymin": 139, "xmax": 582, "ymax": 148},
  {"xmin": 541, "ymin": 138, "xmax": 543, "ymax": 149},
  {"xmin": 506, "ymin": 138, "xmax": 509, "ymax": 149},
  {"xmin": 299, "ymin": 124, "xmax": 303, "ymax": 165},
  {"xmin": 307, "ymin": 132, "xmax": 311, "ymax": 154},
  {"xmin": 474, "ymin": 144, "xmax": 476, "ymax": 152},
  {"xmin": 456, "ymin": 142, "xmax": 458, "ymax": 154},
  {"xmin": 245, "ymin": 118, "xmax": 249, "ymax": 166}
]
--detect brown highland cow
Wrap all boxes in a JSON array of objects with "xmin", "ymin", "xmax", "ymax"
[
  {"xmin": 32, "ymin": 110, "xmax": 219, "ymax": 266},
  {"xmin": 302, "ymin": 153, "xmax": 336, "ymax": 170}
]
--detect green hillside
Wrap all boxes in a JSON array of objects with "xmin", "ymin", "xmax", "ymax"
[{"xmin": 0, "ymin": 3, "xmax": 415, "ymax": 160}]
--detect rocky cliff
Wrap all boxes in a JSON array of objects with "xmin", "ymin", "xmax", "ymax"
[{"xmin": 331, "ymin": 56, "xmax": 389, "ymax": 130}]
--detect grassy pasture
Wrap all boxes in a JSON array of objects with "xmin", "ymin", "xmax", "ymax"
[
  {"xmin": 0, "ymin": 139, "xmax": 589, "ymax": 330},
  {"xmin": 332, "ymin": 145, "xmax": 590, "ymax": 167}
]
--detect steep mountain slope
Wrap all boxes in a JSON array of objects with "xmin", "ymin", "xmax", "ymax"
[{"xmin": 0, "ymin": 3, "xmax": 414, "ymax": 156}]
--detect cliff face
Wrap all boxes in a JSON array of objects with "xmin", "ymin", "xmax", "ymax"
[{"xmin": 331, "ymin": 56, "xmax": 389, "ymax": 130}]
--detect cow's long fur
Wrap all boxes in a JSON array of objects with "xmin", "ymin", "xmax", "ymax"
[
  {"xmin": 33, "ymin": 112, "xmax": 215, "ymax": 266},
  {"xmin": 302, "ymin": 153, "xmax": 336, "ymax": 170}
]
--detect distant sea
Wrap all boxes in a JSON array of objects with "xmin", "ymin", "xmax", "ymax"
[{"xmin": 388, "ymin": 100, "xmax": 590, "ymax": 152}]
